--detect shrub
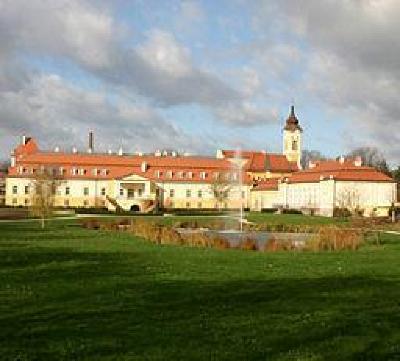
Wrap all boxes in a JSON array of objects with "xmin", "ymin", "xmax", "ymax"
[
  {"xmin": 282, "ymin": 208, "xmax": 303, "ymax": 214},
  {"xmin": 307, "ymin": 227, "xmax": 364, "ymax": 251},
  {"xmin": 333, "ymin": 207, "xmax": 352, "ymax": 218},
  {"xmin": 210, "ymin": 237, "xmax": 231, "ymax": 250},
  {"xmin": 261, "ymin": 208, "xmax": 278, "ymax": 213},
  {"xmin": 240, "ymin": 238, "xmax": 257, "ymax": 251},
  {"xmin": 79, "ymin": 219, "xmax": 101, "ymax": 230}
]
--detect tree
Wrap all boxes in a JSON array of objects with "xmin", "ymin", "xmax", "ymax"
[
  {"xmin": 29, "ymin": 171, "xmax": 60, "ymax": 228},
  {"xmin": 347, "ymin": 147, "xmax": 391, "ymax": 175},
  {"xmin": 301, "ymin": 150, "xmax": 326, "ymax": 169},
  {"xmin": 209, "ymin": 173, "xmax": 232, "ymax": 209},
  {"xmin": 337, "ymin": 188, "xmax": 362, "ymax": 216},
  {"xmin": 392, "ymin": 166, "xmax": 400, "ymax": 182}
]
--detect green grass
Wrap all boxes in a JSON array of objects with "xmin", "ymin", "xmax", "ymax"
[{"xmin": 1, "ymin": 220, "xmax": 400, "ymax": 360}]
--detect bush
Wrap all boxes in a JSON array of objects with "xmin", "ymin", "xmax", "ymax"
[
  {"xmin": 307, "ymin": 227, "xmax": 364, "ymax": 251},
  {"xmin": 240, "ymin": 238, "xmax": 257, "ymax": 251},
  {"xmin": 261, "ymin": 208, "xmax": 278, "ymax": 213},
  {"xmin": 281, "ymin": 208, "xmax": 303, "ymax": 214},
  {"xmin": 333, "ymin": 207, "xmax": 352, "ymax": 218}
]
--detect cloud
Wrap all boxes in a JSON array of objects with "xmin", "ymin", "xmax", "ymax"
[
  {"xmin": 251, "ymin": 0, "xmax": 400, "ymax": 163},
  {"xmin": 0, "ymin": 73, "xmax": 213, "ymax": 158}
]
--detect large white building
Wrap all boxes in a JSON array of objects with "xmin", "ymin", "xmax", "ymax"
[{"xmin": 5, "ymin": 106, "xmax": 397, "ymax": 216}]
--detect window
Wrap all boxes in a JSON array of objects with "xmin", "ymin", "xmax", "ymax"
[
  {"xmin": 78, "ymin": 169, "xmax": 86, "ymax": 176},
  {"xmin": 186, "ymin": 189, "xmax": 191, "ymax": 198},
  {"xmin": 24, "ymin": 199, "xmax": 29, "ymax": 206},
  {"xmin": 241, "ymin": 191, "xmax": 245, "ymax": 199},
  {"xmin": 12, "ymin": 186, "xmax": 17, "ymax": 195},
  {"xmin": 119, "ymin": 188, "xmax": 124, "ymax": 196},
  {"xmin": 166, "ymin": 170, "xmax": 173, "ymax": 179},
  {"xmin": 213, "ymin": 172, "xmax": 219, "ymax": 180},
  {"xmin": 71, "ymin": 168, "xmax": 77, "ymax": 176},
  {"xmin": 101, "ymin": 201, "xmax": 106, "ymax": 207},
  {"xmin": 198, "ymin": 190, "xmax": 202, "ymax": 198},
  {"xmin": 83, "ymin": 200, "xmax": 89, "ymax": 207},
  {"xmin": 186, "ymin": 202, "xmax": 191, "ymax": 208},
  {"xmin": 128, "ymin": 189, "xmax": 134, "ymax": 198},
  {"xmin": 24, "ymin": 186, "xmax": 29, "ymax": 195},
  {"xmin": 12, "ymin": 198, "xmax": 17, "ymax": 205},
  {"xmin": 64, "ymin": 199, "xmax": 69, "ymax": 207},
  {"xmin": 101, "ymin": 169, "xmax": 108, "ymax": 176},
  {"xmin": 200, "ymin": 171, "xmax": 207, "ymax": 179},
  {"xmin": 65, "ymin": 187, "xmax": 70, "ymax": 196},
  {"xmin": 178, "ymin": 171, "xmax": 184, "ymax": 179},
  {"xmin": 154, "ymin": 170, "xmax": 161, "ymax": 178},
  {"xmin": 187, "ymin": 172, "xmax": 193, "ymax": 179},
  {"xmin": 92, "ymin": 168, "xmax": 98, "ymax": 176},
  {"xmin": 197, "ymin": 202, "xmax": 202, "ymax": 208},
  {"xmin": 59, "ymin": 167, "xmax": 64, "ymax": 175},
  {"xmin": 83, "ymin": 187, "xmax": 89, "ymax": 196},
  {"xmin": 101, "ymin": 188, "xmax": 106, "ymax": 196},
  {"xmin": 138, "ymin": 188, "xmax": 143, "ymax": 197},
  {"xmin": 170, "ymin": 189, "xmax": 175, "ymax": 197}
]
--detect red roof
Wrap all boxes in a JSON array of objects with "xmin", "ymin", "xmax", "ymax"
[
  {"xmin": 251, "ymin": 178, "xmax": 279, "ymax": 191},
  {"xmin": 286, "ymin": 159, "xmax": 394, "ymax": 183},
  {"xmin": 221, "ymin": 150, "xmax": 298, "ymax": 172},
  {"xmin": 9, "ymin": 139, "xmax": 253, "ymax": 184}
]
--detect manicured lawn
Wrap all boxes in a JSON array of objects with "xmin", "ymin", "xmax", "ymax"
[{"xmin": 1, "ymin": 220, "xmax": 400, "ymax": 360}]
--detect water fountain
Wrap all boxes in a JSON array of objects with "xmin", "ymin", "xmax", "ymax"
[{"xmin": 233, "ymin": 148, "xmax": 245, "ymax": 232}]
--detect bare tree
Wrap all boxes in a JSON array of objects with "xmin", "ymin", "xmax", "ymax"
[
  {"xmin": 209, "ymin": 173, "xmax": 232, "ymax": 209},
  {"xmin": 301, "ymin": 149, "xmax": 326, "ymax": 169},
  {"xmin": 29, "ymin": 171, "xmax": 60, "ymax": 228},
  {"xmin": 337, "ymin": 188, "xmax": 362, "ymax": 216},
  {"xmin": 347, "ymin": 147, "xmax": 390, "ymax": 175}
]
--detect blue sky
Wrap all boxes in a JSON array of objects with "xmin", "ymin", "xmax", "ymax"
[{"xmin": 0, "ymin": 0, "xmax": 399, "ymax": 164}]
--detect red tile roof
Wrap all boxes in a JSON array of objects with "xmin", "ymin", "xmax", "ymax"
[
  {"xmin": 221, "ymin": 150, "xmax": 298, "ymax": 172},
  {"xmin": 286, "ymin": 159, "xmax": 394, "ymax": 183},
  {"xmin": 251, "ymin": 178, "xmax": 279, "ymax": 191},
  {"xmin": 9, "ymin": 139, "xmax": 253, "ymax": 184}
]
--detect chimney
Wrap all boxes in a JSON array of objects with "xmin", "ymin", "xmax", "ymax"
[
  {"xmin": 354, "ymin": 156, "xmax": 362, "ymax": 167},
  {"xmin": 88, "ymin": 131, "xmax": 94, "ymax": 153}
]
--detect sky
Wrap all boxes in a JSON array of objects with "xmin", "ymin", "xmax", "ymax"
[{"xmin": 0, "ymin": 0, "xmax": 399, "ymax": 164}]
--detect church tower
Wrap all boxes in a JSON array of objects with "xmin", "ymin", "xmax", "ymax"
[{"xmin": 283, "ymin": 105, "xmax": 303, "ymax": 168}]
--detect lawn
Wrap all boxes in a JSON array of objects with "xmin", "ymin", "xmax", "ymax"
[{"xmin": 1, "ymin": 219, "xmax": 400, "ymax": 360}]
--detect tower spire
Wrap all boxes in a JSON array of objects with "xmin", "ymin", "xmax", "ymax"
[{"xmin": 290, "ymin": 105, "xmax": 295, "ymax": 117}]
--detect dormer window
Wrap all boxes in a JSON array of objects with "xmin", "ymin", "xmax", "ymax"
[
  {"xmin": 166, "ymin": 170, "xmax": 173, "ymax": 179},
  {"xmin": 200, "ymin": 171, "xmax": 207, "ymax": 180},
  {"xmin": 154, "ymin": 170, "xmax": 162, "ymax": 179},
  {"xmin": 71, "ymin": 168, "xmax": 77, "ymax": 176},
  {"xmin": 92, "ymin": 168, "xmax": 98, "ymax": 176},
  {"xmin": 101, "ymin": 169, "xmax": 109, "ymax": 176},
  {"xmin": 187, "ymin": 172, "xmax": 193, "ymax": 179}
]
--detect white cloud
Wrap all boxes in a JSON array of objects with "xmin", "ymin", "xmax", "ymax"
[{"xmin": 137, "ymin": 30, "xmax": 193, "ymax": 77}]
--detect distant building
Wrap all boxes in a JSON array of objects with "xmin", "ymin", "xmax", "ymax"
[{"xmin": 5, "ymin": 106, "xmax": 397, "ymax": 216}]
